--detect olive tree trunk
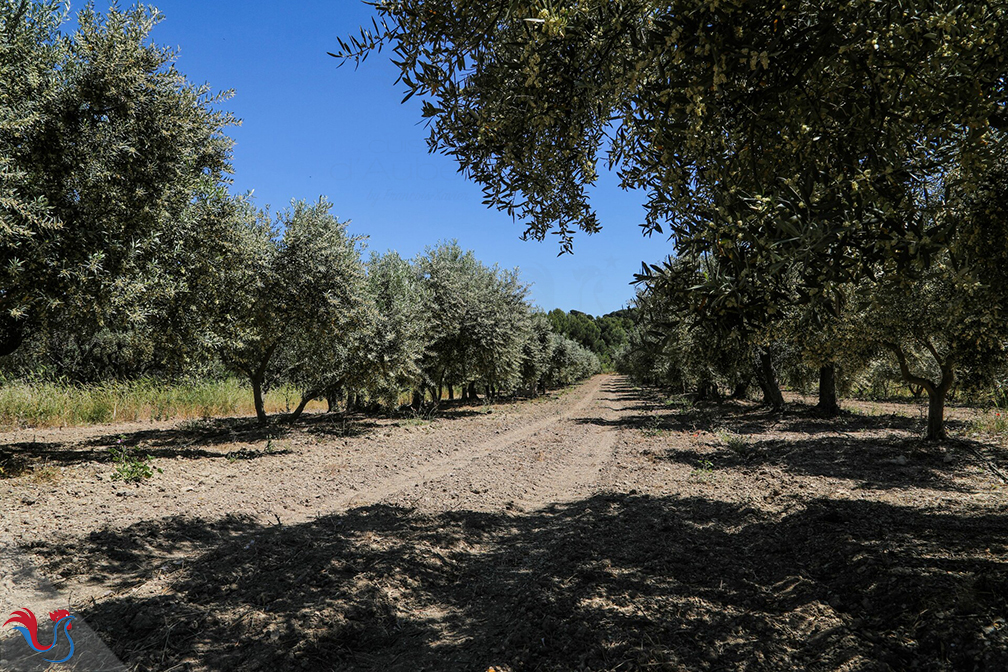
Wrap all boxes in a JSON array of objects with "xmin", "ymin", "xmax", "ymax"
[
  {"xmin": 887, "ymin": 341, "xmax": 955, "ymax": 441},
  {"xmin": 289, "ymin": 387, "xmax": 324, "ymax": 421},
  {"xmin": 251, "ymin": 374, "xmax": 267, "ymax": 424},
  {"xmin": 246, "ymin": 342, "xmax": 278, "ymax": 425},
  {"xmin": 325, "ymin": 383, "xmax": 344, "ymax": 413},
  {"xmin": 753, "ymin": 349, "xmax": 785, "ymax": 410},
  {"xmin": 817, "ymin": 364, "xmax": 839, "ymax": 416}
]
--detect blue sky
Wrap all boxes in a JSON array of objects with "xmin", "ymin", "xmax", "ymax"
[{"xmin": 134, "ymin": 0, "xmax": 665, "ymax": 315}]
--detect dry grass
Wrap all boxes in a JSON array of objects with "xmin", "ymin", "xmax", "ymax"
[
  {"xmin": 0, "ymin": 378, "xmax": 325, "ymax": 430},
  {"xmin": 972, "ymin": 408, "xmax": 1008, "ymax": 437},
  {"xmin": 30, "ymin": 462, "xmax": 63, "ymax": 484}
]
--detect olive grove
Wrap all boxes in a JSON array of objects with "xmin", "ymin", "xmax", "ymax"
[
  {"xmin": 0, "ymin": 1, "xmax": 601, "ymax": 426},
  {"xmin": 337, "ymin": 0, "xmax": 1008, "ymax": 438}
]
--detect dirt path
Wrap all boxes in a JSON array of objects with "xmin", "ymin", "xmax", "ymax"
[
  {"xmin": 0, "ymin": 377, "xmax": 621, "ymax": 590},
  {"xmin": 341, "ymin": 374, "xmax": 618, "ymax": 512},
  {"xmin": 2, "ymin": 375, "xmax": 1008, "ymax": 672}
]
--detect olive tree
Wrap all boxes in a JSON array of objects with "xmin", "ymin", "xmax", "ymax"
[
  {"xmin": 216, "ymin": 198, "xmax": 369, "ymax": 424},
  {"xmin": 414, "ymin": 241, "xmax": 534, "ymax": 404},
  {"xmin": 1, "ymin": 2, "xmax": 236, "ymax": 359},
  {"xmin": 519, "ymin": 311, "xmax": 553, "ymax": 395},
  {"xmin": 860, "ymin": 153, "xmax": 1008, "ymax": 439},
  {"xmin": 414, "ymin": 241, "xmax": 481, "ymax": 402},
  {"xmin": 544, "ymin": 334, "xmax": 601, "ymax": 389},
  {"xmin": 360, "ymin": 250, "xmax": 428, "ymax": 409},
  {"xmin": 468, "ymin": 264, "xmax": 532, "ymax": 398},
  {"xmin": 639, "ymin": 250, "xmax": 788, "ymax": 408},
  {"xmin": 621, "ymin": 279, "xmax": 757, "ymax": 402}
]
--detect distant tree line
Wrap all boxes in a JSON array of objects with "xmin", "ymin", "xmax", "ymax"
[
  {"xmin": 0, "ymin": 2, "xmax": 600, "ymax": 424},
  {"xmin": 546, "ymin": 308, "xmax": 633, "ymax": 369}
]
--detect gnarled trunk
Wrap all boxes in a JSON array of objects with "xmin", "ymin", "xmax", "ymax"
[
  {"xmin": 246, "ymin": 342, "xmax": 278, "ymax": 426},
  {"xmin": 887, "ymin": 341, "xmax": 955, "ymax": 441},
  {"xmin": 290, "ymin": 388, "xmax": 322, "ymax": 421},
  {"xmin": 325, "ymin": 382, "xmax": 344, "ymax": 413},
  {"xmin": 928, "ymin": 385, "xmax": 948, "ymax": 440},
  {"xmin": 816, "ymin": 364, "xmax": 839, "ymax": 416},
  {"xmin": 754, "ymin": 349, "xmax": 784, "ymax": 410}
]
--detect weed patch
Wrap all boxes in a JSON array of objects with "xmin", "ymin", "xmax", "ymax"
[
  {"xmin": 31, "ymin": 462, "xmax": 62, "ymax": 484},
  {"xmin": 108, "ymin": 440, "xmax": 162, "ymax": 483},
  {"xmin": 717, "ymin": 430, "xmax": 757, "ymax": 458},
  {"xmin": 972, "ymin": 410, "xmax": 1008, "ymax": 436},
  {"xmin": 641, "ymin": 415, "xmax": 664, "ymax": 437},
  {"xmin": 690, "ymin": 458, "xmax": 716, "ymax": 481}
]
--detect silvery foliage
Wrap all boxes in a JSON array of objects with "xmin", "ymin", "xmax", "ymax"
[
  {"xmin": 215, "ymin": 197, "xmax": 369, "ymax": 421},
  {"xmin": 0, "ymin": 2, "xmax": 236, "ymax": 360},
  {"xmin": 360, "ymin": 250, "xmax": 428, "ymax": 407},
  {"xmin": 415, "ymin": 241, "xmax": 533, "ymax": 397},
  {"xmin": 546, "ymin": 333, "xmax": 601, "ymax": 389},
  {"xmin": 519, "ymin": 311, "xmax": 553, "ymax": 394}
]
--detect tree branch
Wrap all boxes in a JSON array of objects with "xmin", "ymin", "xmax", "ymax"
[
  {"xmin": 919, "ymin": 337, "xmax": 941, "ymax": 368},
  {"xmin": 254, "ymin": 341, "xmax": 278, "ymax": 380},
  {"xmin": 884, "ymin": 341, "xmax": 936, "ymax": 396},
  {"xmin": 918, "ymin": 337, "xmax": 955, "ymax": 388}
]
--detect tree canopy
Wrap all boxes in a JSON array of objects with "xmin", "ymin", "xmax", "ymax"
[
  {"xmin": 0, "ymin": 1, "xmax": 237, "ymax": 359},
  {"xmin": 337, "ymin": 0, "xmax": 1006, "ymax": 260},
  {"xmin": 338, "ymin": 0, "xmax": 1008, "ymax": 437}
]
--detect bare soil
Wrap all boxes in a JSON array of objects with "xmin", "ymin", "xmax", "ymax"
[{"xmin": 2, "ymin": 375, "xmax": 1007, "ymax": 671}]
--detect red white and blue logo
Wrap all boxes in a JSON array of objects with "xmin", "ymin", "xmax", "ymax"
[{"xmin": 4, "ymin": 608, "xmax": 76, "ymax": 664}]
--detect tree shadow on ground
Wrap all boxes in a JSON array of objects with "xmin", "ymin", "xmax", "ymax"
[
  {"xmin": 579, "ymin": 382, "xmax": 997, "ymax": 493},
  {"xmin": 28, "ymin": 494, "xmax": 1008, "ymax": 671},
  {"xmin": 0, "ymin": 414, "xmax": 381, "ymax": 469},
  {"xmin": 649, "ymin": 435, "xmax": 1001, "ymax": 494},
  {"xmin": 600, "ymin": 400, "xmax": 940, "ymax": 437},
  {"xmin": 606, "ymin": 379, "xmax": 972, "ymax": 437},
  {"xmin": 0, "ymin": 389, "xmax": 563, "ymax": 471}
]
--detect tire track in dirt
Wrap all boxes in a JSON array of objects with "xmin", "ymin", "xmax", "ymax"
[
  {"xmin": 508, "ymin": 376, "xmax": 623, "ymax": 510},
  {"xmin": 383, "ymin": 375, "xmax": 628, "ymax": 513},
  {"xmin": 337, "ymin": 375, "xmax": 607, "ymax": 509}
]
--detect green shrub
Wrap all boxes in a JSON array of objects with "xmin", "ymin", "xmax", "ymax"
[{"xmin": 109, "ymin": 441, "xmax": 162, "ymax": 483}]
